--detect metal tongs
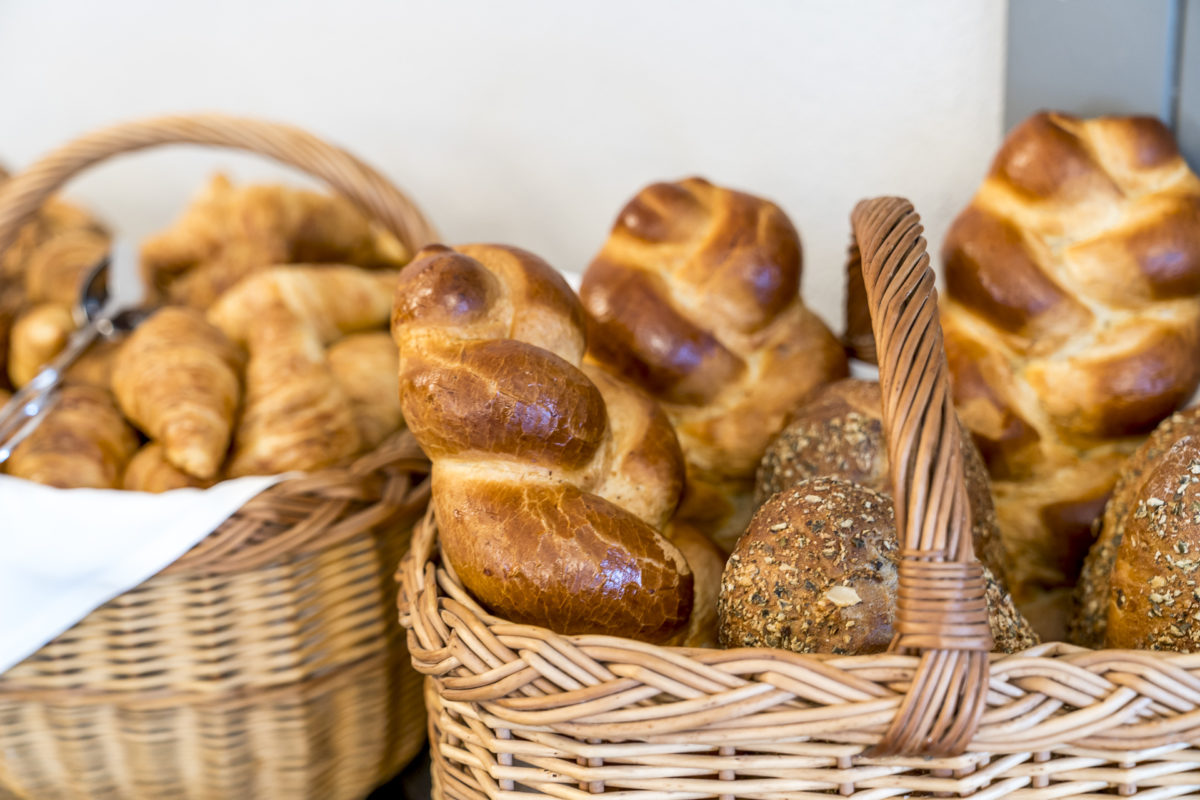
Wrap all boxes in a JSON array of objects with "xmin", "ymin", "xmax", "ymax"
[{"xmin": 0, "ymin": 240, "xmax": 154, "ymax": 464}]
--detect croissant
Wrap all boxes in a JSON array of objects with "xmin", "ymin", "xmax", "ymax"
[
  {"xmin": 142, "ymin": 174, "xmax": 408, "ymax": 308},
  {"xmin": 207, "ymin": 265, "xmax": 399, "ymax": 345},
  {"xmin": 579, "ymin": 177, "xmax": 848, "ymax": 551},
  {"xmin": 22, "ymin": 228, "xmax": 109, "ymax": 306},
  {"xmin": 392, "ymin": 243, "xmax": 694, "ymax": 642},
  {"xmin": 112, "ymin": 307, "xmax": 242, "ymax": 480},
  {"xmin": 327, "ymin": 332, "xmax": 403, "ymax": 449},
  {"xmin": 64, "ymin": 337, "xmax": 124, "ymax": 390},
  {"xmin": 940, "ymin": 112, "xmax": 1200, "ymax": 602},
  {"xmin": 124, "ymin": 442, "xmax": 215, "ymax": 492},
  {"xmin": 8, "ymin": 303, "xmax": 74, "ymax": 388},
  {"xmin": 5, "ymin": 384, "xmax": 137, "ymax": 489},
  {"xmin": 0, "ymin": 190, "xmax": 108, "ymax": 391},
  {"xmin": 226, "ymin": 307, "xmax": 360, "ymax": 477}
]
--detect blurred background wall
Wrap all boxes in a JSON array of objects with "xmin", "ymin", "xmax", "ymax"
[{"xmin": 0, "ymin": 0, "xmax": 1006, "ymax": 320}]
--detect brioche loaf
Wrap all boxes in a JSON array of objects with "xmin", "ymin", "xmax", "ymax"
[
  {"xmin": 756, "ymin": 378, "xmax": 1007, "ymax": 585},
  {"xmin": 580, "ymin": 178, "xmax": 847, "ymax": 551},
  {"xmin": 719, "ymin": 478, "xmax": 1036, "ymax": 654},
  {"xmin": 939, "ymin": 112, "xmax": 1200, "ymax": 602},
  {"xmin": 392, "ymin": 243, "xmax": 695, "ymax": 642}
]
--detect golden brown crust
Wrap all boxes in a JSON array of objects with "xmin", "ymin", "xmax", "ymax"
[
  {"xmin": 112, "ymin": 307, "xmax": 242, "ymax": 480},
  {"xmin": 327, "ymin": 332, "xmax": 404, "ymax": 449},
  {"xmin": 580, "ymin": 177, "xmax": 848, "ymax": 547},
  {"xmin": 392, "ymin": 243, "xmax": 694, "ymax": 642},
  {"xmin": 226, "ymin": 308, "xmax": 360, "ymax": 477},
  {"xmin": 8, "ymin": 303, "xmax": 74, "ymax": 388},
  {"xmin": 718, "ymin": 478, "xmax": 1036, "ymax": 655},
  {"xmin": 663, "ymin": 519, "xmax": 726, "ymax": 648},
  {"xmin": 400, "ymin": 338, "xmax": 607, "ymax": 470},
  {"xmin": 434, "ymin": 475, "xmax": 691, "ymax": 643},
  {"xmin": 5, "ymin": 385, "xmax": 137, "ymax": 489},
  {"xmin": 124, "ymin": 442, "xmax": 215, "ymax": 492},
  {"xmin": 208, "ymin": 265, "xmax": 399, "ymax": 346},
  {"xmin": 0, "ymin": 191, "xmax": 108, "ymax": 392},
  {"xmin": 941, "ymin": 112, "xmax": 1200, "ymax": 600},
  {"xmin": 141, "ymin": 174, "xmax": 408, "ymax": 308}
]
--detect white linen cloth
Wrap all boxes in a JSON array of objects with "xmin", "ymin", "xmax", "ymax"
[{"xmin": 0, "ymin": 473, "xmax": 292, "ymax": 674}]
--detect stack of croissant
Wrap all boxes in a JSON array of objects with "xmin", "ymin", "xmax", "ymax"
[{"xmin": 1, "ymin": 175, "xmax": 411, "ymax": 491}]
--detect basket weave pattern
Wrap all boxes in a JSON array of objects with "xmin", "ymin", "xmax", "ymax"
[
  {"xmin": 398, "ymin": 198, "xmax": 1200, "ymax": 798},
  {"xmin": 0, "ymin": 114, "xmax": 436, "ymax": 800}
]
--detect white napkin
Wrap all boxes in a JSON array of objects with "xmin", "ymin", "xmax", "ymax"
[{"xmin": 0, "ymin": 473, "xmax": 292, "ymax": 675}]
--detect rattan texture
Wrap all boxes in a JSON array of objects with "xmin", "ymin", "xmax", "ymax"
[
  {"xmin": 398, "ymin": 197, "xmax": 1200, "ymax": 798},
  {"xmin": 0, "ymin": 114, "xmax": 436, "ymax": 800}
]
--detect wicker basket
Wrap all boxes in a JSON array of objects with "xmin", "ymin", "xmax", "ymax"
[
  {"xmin": 398, "ymin": 196, "xmax": 1200, "ymax": 798},
  {"xmin": 0, "ymin": 115, "xmax": 436, "ymax": 800}
]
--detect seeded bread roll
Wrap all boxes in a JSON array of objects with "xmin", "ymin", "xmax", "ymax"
[
  {"xmin": 756, "ymin": 379, "xmax": 1007, "ymax": 587},
  {"xmin": 718, "ymin": 477, "xmax": 1036, "ymax": 655},
  {"xmin": 1074, "ymin": 407, "xmax": 1200, "ymax": 650}
]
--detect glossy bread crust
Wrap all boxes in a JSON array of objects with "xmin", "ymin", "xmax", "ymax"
[
  {"xmin": 940, "ymin": 112, "xmax": 1200, "ymax": 599},
  {"xmin": 392, "ymin": 243, "xmax": 694, "ymax": 643},
  {"xmin": 580, "ymin": 178, "xmax": 847, "ymax": 550}
]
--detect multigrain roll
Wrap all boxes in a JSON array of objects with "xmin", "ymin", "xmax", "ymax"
[
  {"xmin": 1075, "ymin": 407, "xmax": 1200, "ymax": 650},
  {"xmin": 718, "ymin": 478, "xmax": 1036, "ymax": 655},
  {"xmin": 755, "ymin": 379, "xmax": 1007, "ymax": 586}
]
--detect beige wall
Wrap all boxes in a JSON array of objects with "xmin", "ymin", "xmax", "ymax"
[{"xmin": 0, "ymin": 0, "xmax": 1006, "ymax": 319}]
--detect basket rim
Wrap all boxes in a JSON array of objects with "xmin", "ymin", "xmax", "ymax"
[{"xmin": 399, "ymin": 512, "xmax": 1200, "ymax": 755}]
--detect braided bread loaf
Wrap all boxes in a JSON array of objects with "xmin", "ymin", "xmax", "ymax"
[
  {"xmin": 392, "ymin": 243, "xmax": 695, "ymax": 643},
  {"xmin": 580, "ymin": 178, "xmax": 847, "ymax": 551},
  {"xmin": 941, "ymin": 112, "xmax": 1200, "ymax": 602}
]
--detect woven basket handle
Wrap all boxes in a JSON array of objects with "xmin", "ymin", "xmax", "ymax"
[
  {"xmin": 850, "ymin": 197, "xmax": 990, "ymax": 757},
  {"xmin": 0, "ymin": 113, "xmax": 438, "ymax": 257}
]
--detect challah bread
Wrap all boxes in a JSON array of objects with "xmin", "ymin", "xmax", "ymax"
[
  {"xmin": 1074, "ymin": 407, "xmax": 1200, "ymax": 650},
  {"xmin": 756, "ymin": 378, "xmax": 1008, "ymax": 586},
  {"xmin": 663, "ymin": 519, "xmax": 726, "ymax": 648},
  {"xmin": 392, "ymin": 243, "xmax": 694, "ymax": 642},
  {"xmin": 580, "ymin": 177, "xmax": 848, "ymax": 551},
  {"xmin": 718, "ymin": 478, "xmax": 1037, "ymax": 655},
  {"xmin": 940, "ymin": 112, "xmax": 1200, "ymax": 602}
]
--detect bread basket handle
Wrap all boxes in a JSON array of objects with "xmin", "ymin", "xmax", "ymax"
[
  {"xmin": 850, "ymin": 197, "xmax": 990, "ymax": 757},
  {"xmin": 0, "ymin": 113, "xmax": 438, "ymax": 257}
]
